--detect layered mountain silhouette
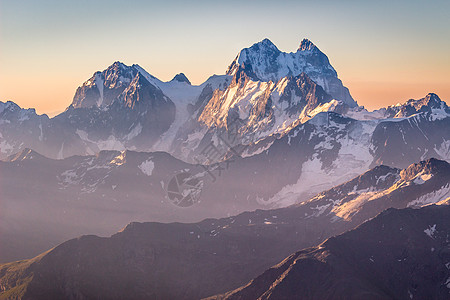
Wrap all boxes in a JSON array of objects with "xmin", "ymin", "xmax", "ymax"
[
  {"xmin": 0, "ymin": 159, "xmax": 448, "ymax": 299},
  {"xmin": 1, "ymin": 114, "xmax": 449, "ymax": 263},
  {"xmin": 210, "ymin": 205, "xmax": 450, "ymax": 300},
  {"xmin": 1, "ymin": 41, "xmax": 448, "ymax": 213},
  {"xmin": 0, "ymin": 38, "xmax": 449, "ymax": 299}
]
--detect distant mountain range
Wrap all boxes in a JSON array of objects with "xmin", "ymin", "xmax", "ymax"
[
  {"xmin": 1, "ymin": 40, "xmax": 448, "ymax": 205},
  {"xmin": 0, "ymin": 158, "xmax": 448, "ymax": 299},
  {"xmin": 1, "ymin": 38, "xmax": 448, "ymax": 165}
]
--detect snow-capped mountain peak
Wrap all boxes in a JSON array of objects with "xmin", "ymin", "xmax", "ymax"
[
  {"xmin": 399, "ymin": 93, "xmax": 448, "ymax": 114},
  {"xmin": 72, "ymin": 61, "xmax": 141, "ymax": 108},
  {"xmin": 226, "ymin": 38, "xmax": 356, "ymax": 107},
  {"xmin": 359, "ymin": 92, "xmax": 450, "ymax": 120},
  {"xmin": 240, "ymin": 38, "xmax": 280, "ymax": 54},
  {"xmin": 259, "ymin": 37, "xmax": 277, "ymax": 46}
]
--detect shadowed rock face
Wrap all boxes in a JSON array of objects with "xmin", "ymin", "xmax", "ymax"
[
  {"xmin": 0, "ymin": 159, "xmax": 448, "ymax": 299},
  {"xmin": 171, "ymin": 73, "xmax": 191, "ymax": 85},
  {"xmin": 198, "ymin": 71, "xmax": 332, "ymax": 133},
  {"xmin": 65, "ymin": 62, "xmax": 178, "ymax": 149},
  {"xmin": 72, "ymin": 61, "xmax": 137, "ymax": 109},
  {"xmin": 370, "ymin": 108, "xmax": 450, "ymax": 169},
  {"xmin": 210, "ymin": 205, "xmax": 450, "ymax": 300}
]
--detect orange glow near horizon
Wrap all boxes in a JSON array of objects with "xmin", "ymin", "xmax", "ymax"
[
  {"xmin": 346, "ymin": 81, "xmax": 450, "ymax": 111},
  {"xmin": 1, "ymin": 1, "xmax": 449, "ymax": 116}
]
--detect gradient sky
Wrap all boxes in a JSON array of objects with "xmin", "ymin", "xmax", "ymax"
[{"xmin": 1, "ymin": 0, "xmax": 449, "ymax": 116}]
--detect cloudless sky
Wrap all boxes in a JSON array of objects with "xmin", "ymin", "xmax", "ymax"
[{"xmin": 1, "ymin": 0, "xmax": 449, "ymax": 115}]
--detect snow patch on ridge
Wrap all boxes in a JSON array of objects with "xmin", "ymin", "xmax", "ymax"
[
  {"xmin": 434, "ymin": 140, "xmax": 450, "ymax": 161},
  {"xmin": 97, "ymin": 136, "xmax": 126, "ymax": 151},
  {"xmin": 38, "ymin": 123, "xmax": 44, "ymax": 141},
  {"xmin": 261, "ymin": 120, "xmax": 378, "ymax": 207},
  {"xmin": 57, "ymin": 143, "xmax": 65, "ymax": 160},
  {"xmin": 126, "ymin": 123, "xmax": 142, "ymax": 140},
  {"xmin": 412, "ymin": 171, "xmax": 433, "ymax": 185},
  {"xmin": 145, "ymin": 67, "xmax": 231, "ymax": 152},
  {"xmin": 0, "ymin": 138, "xmax": 14, "ymax": 154},
  {"xmin": 408, "ymin": 184, "xmax": 450, "ymax": 207},
  {"xmin": 76, "ymin": 129, "xmax": 126, "ymax": 152},
  {"xmin": 139, "ymin": 159, "xmax": 154, "ymax": 176},
  {"xmin": 95, "ymin": 73, "xmax": 105, "ymax": 106},
  {"xmin": 424, "ymin": 224, "xmax": 437, "ymax": 238}
]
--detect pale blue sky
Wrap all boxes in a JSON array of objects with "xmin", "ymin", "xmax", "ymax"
[{"xmin": 1, "ymin": 0, "xmax": 449, "ymax": 114}]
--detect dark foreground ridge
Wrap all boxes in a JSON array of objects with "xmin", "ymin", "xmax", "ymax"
[{"xmin": 209, "ymin": 205, "xmax": 450, "ymax": 300}]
